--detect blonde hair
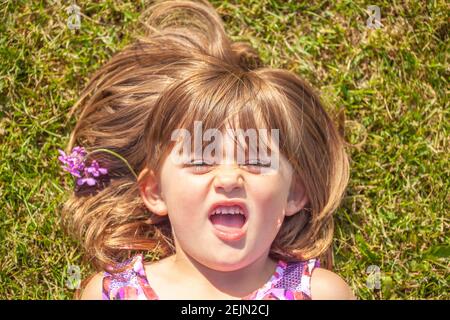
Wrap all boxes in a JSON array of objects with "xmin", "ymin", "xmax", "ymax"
[{"xmin": 62, "ymin": 0, "xmax": 349, "ymax": 274}]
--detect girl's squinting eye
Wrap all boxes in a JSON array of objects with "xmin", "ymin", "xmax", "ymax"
[
  {"xmin": 244, "ymin": 159, "xmax": 271, "ymax": 166},
  {"xmin": 241, "ymin": 159, "xmax": 272, "ymax": 173},
  {"xmin": 184, "ymin": 159, "xmax": 271, "ymax": 174},
  {"xmin": 189, "ymin": 159, "xmax": 214, "ymax": 165},
  {"xmin": 186, "ymin": 159, "xmax": 214, "ymax": 173}
]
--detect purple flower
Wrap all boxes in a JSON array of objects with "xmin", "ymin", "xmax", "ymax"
[
  {"xmin": 58, "ymin": 147, "xmax": 86, "ymax": 178},
  {"xmin": 58, "ymin": 146, "xmax": 108, "ymax": 187},
  {"xmin": 85, "ymin": 160, "xmax": 108, "ymax": 177},
  {"xmin": 76, "ymin": 176, "xmax": 97, "ymax": 186}
]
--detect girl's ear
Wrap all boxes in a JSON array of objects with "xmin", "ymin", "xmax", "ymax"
[
  {"xmin": 138, "ymin": 168, "xmax": 168, "ymax": 216},
  {"xmin": 285, "ymin": 175, "xmax": 309, "ymax": 217}
]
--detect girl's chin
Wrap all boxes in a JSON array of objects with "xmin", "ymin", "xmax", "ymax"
[{"xmin": 200, "ymin": 258, "xmax": 253, "ymax": 272}]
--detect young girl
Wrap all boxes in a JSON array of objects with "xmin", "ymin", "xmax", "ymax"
[{"xmin": 60, "ymin": 0, "xmax": 355, "ymax": 300}]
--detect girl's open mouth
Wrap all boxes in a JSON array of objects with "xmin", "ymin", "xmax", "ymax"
[{"xmin": 208, "ymin": 203, "xmax": 248, "ymax": 241}]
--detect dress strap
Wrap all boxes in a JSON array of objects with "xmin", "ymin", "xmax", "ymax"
[
  {"xmin": 274, "ymin": 258, "xmax": 320, "ymax": 298},
  {"xmin": 298, "ymin": 258, "xmax": 320, "ymax": 298},
  {"xmin": 102, "ymin": 254, "xmax": 157, "ymax": 300},
  {"xmin": 247, "ymin": 258, "xmax": 320, "ymax": 300}
]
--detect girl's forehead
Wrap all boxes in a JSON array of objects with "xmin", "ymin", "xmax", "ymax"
[
  {"xmin": 171, "ymin": 122, "xmax": 281, "ymax": 155},
  {"xmin": 167, "ymin": 121, "xmax": 294, "ymax": 176}
]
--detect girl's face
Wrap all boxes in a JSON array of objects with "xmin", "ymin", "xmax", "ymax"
[{"xmin": 140, "ymin": 129, "xmax": 308, "ymax": 271}]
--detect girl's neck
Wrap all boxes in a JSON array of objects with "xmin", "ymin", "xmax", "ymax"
[{"xmin": 165, "ymin": 250, "xmax": 278, "ymax": 298}]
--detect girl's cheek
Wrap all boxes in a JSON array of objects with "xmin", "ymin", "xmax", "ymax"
[
  {"xmin": 172, "ymin": 177, "xmax": 207, "ymax": 204},
  {"xmin": 250, "ymin": 175, "xmax": 286, "ymax": 194}
]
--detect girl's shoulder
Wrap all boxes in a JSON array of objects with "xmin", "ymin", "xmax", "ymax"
[
  {"xmin": 79, "ymin": 272, "xmax": 104, "ymax": 300},
  {"xmin": 310, "ymin": 267, "xmax": 356, "ymax": 300},
  {"xmin": 246, "ymin": 258, "xmax": 355, "ymax": 300}
]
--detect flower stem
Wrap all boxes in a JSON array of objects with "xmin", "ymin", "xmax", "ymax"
[{"xmin": 87, "ymin": 148, "xmax": 138, "ymax": 180}]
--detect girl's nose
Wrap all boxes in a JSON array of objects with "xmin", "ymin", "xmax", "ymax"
[{"xmin": 213, "ymin": 166, "xmax": 244, "ymax": 193}]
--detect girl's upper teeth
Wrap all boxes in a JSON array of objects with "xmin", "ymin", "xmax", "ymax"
[{"xmin": 214, "ymin": 205, "xmax": 243, "ymax": 215}]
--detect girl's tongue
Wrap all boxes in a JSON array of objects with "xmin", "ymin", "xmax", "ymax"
[{"xmin": 209, "ymin": 214, "xmax": 246, "ymax": 232}]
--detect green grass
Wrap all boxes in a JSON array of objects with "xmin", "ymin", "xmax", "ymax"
[{"xmin": 0, "ymin": 0, "xmax": 448, "ymax": 299}]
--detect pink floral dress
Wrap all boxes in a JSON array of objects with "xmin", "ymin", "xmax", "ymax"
[{"xmin": 102, "ymin": 254, "xmax": 320, "ymax": 300}]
